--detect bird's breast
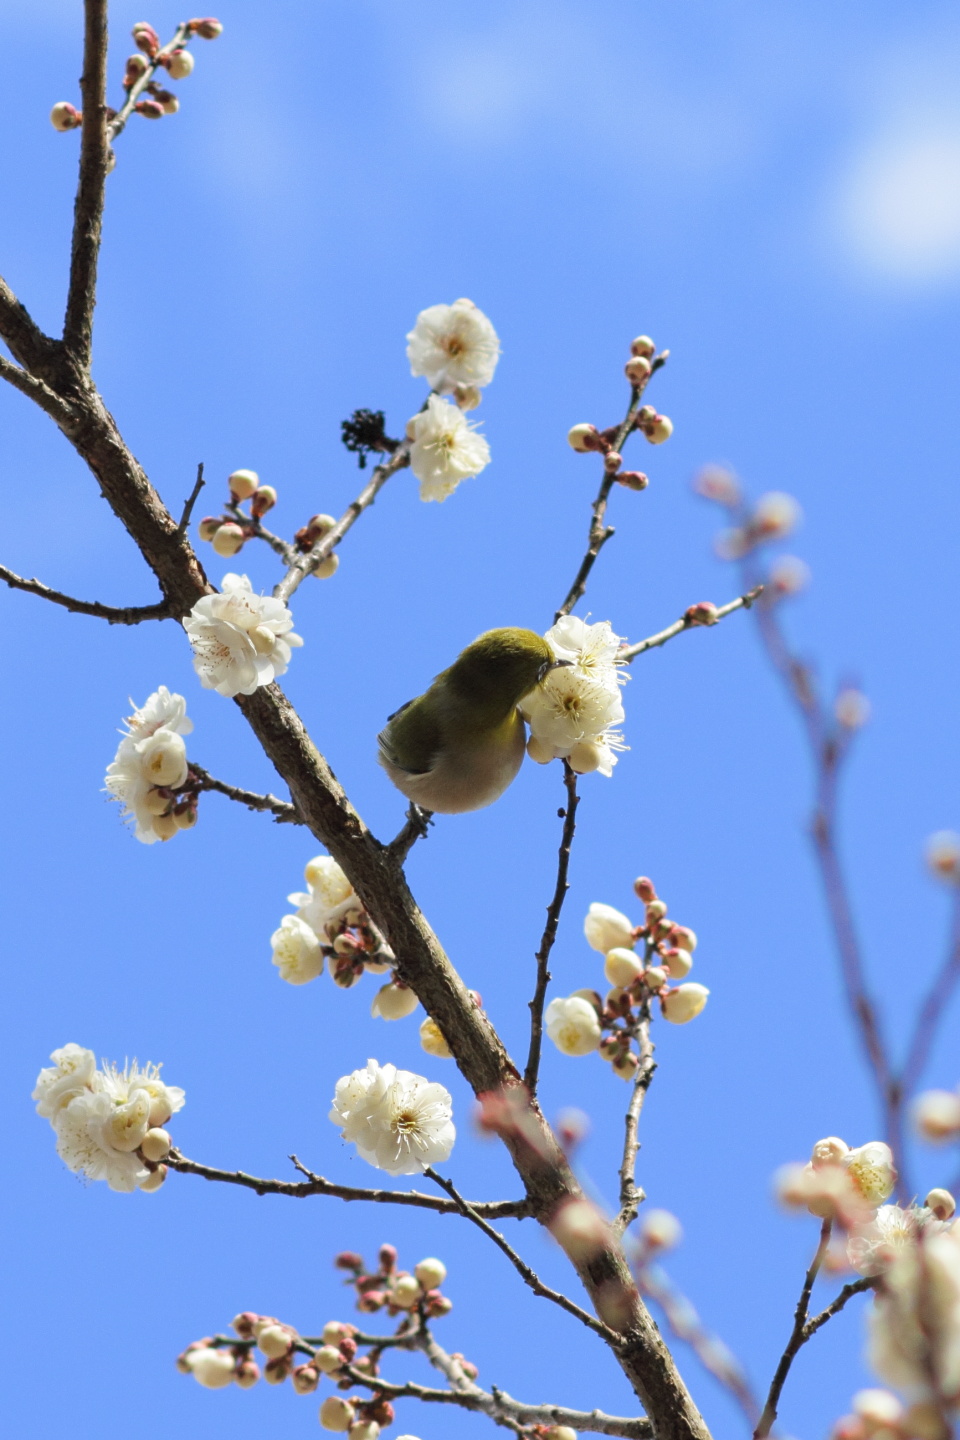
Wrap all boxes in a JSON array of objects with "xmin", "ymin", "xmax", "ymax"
[{"xmin": 380, "ymin": 710, "xmax": 527, "ymax": 814}]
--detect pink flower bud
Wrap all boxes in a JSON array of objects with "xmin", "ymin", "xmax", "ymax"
[
  {"xmin": 617, "ymin": 470, "xmax": 649, "ymax": 490},
  {"xmin": 264, "ymin": 1354, "xmax": 292, "ymax": 1384},
  {"xmin": 165, "ymin": 48, "xmax": 195, "ymax": 80},
  {"xmin": 925, "ymin": 1187, "xmax": 956, "ymax": 1220},
  {"xmin": 603, "ymin": 451, "xmax": 623, "ymax": 474},
  {"xmin": 232, "ymin": 1312, "xmax": 258, "ymax": 1338},
  {"xmin": 228, "ymin": 468, "xmax": 259, "ymax": 500},
  {"xmin": 567, "ymin": 423, "xmax": 604, "ymax": 453},
  {"xmin": 356, "ymin": 1290, "xmax": 385, "ymax": 1313},
  {"xmin": 338, "ymin": 1337, "xmax": 358, "ymax": 1362},
  {"xmin": 424, "ymin": 1292, "xmax": 453, "ymax": 1317},
  {"xmin": 555, "ymin": 1108, "xmax": 590, "ymax": 1151},
  {"xmin": 189, "ymin": 17, "xmax": 224, "ymax": 39},
  {"xmin": 235, "ymin": 1358, "xmax": 260, "ymax": 1388},
  {"xmin": 292, "ymin": 1364, "xmax": 320, "ymax": 1394},
  {"xmin": 365, "ymin": 1399, "xmax": 395, "ymax": 1426},
  {"xmin": 251, "ymin": 485, "xmax": 277, "ymax": 517},
  {"xmin": 630, "ymin": 335, "xmax": 655, "ymax": 357},
  {"xmin": 197, "ymin": 516, "xmax": 221, "ymax": 541},
  {"xmin": 685, "ymin": 602, "xmax": 718, "ymax": 627},
  {"xmin": 378, "ymin": 1244, "xmax": 398, "ymax": 1274},
  {"xmin": 211, "ymin": 521, "xmax": 245, "ymax": 557},
  {"xmin": 634, "ymin": 876, "xmax": 657, "ymax": 903},
  {"xmin": 451, "ymin": 1353, "xmax": 479, "ymax": 1381},
  {"xmin": 624, "ymin": 355, "xmax": 652, "ymax": 385},
  {"xmin": 123, "ymin": 54, "xmax": 150, "ymax": 87},
  {"xmin": 132, "ymin": 22, "xmax": 161, "ymax": 57},
  {"xmin": 693, "ymin": 465, "xmax": 741, "ymax": 505},
  {"xmin": 641, "ymin": 413, "xmax": 673, "ymax": 445},
  {"xmin": 134, "ymin": 99, "xmax": 165, "ymax": 120},
  {"xmin": 50, "ymin": 102, "xmax": 82, "ymax": 131}
]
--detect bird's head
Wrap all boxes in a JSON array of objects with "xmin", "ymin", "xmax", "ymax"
[{"xmin": 446, "ymin": 627, "xmax": 570, "ymax": 715}]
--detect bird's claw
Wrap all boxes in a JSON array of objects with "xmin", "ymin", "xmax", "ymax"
[{"xmin": 407, "ymin": 803, "xmax": 434, "ymax": 839}]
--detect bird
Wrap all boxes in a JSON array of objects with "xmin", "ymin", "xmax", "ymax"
[{"xmin": 378, "ymin": 627, "xmax": 570, "ymax": 815}]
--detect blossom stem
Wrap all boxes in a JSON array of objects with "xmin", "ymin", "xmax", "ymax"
[
  {"xmin": 615, "ymin": 1017, "xmax": 656, "ymax": 1234},
  {"xmin": 801, "ymin": 1276, "xmax": 876, "ymax": 1341},
  {"xmin": 177, "ymin": 464, "xmax": 205, "ymax": 536},
  {"xmin": 0, "ymin": 562, "xmax": 170, "ymax": 623},
  {"xmin": 620, "ymin": 586, "xmax": 764, "ymax": 663},
  {"xmin": 524, "ymin": 762, "xmax": 580, "ymax": 1096},
  {"xmin": 754, "ymin": 1220, "xmax": 832, "ymax": 1439},
  {"xmin": 186, "ymin": 762, "xmax": 303, "ymax": 824}
]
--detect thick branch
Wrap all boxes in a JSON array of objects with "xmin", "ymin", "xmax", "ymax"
[
  {"xmin": 165, "ymin": 1150, "xmax": 531, "ymax": 1217},
  {"xmin": 754, "ymin": 1221, "xmax": 832, "ymax": 1439},
  {"xmin": 621, "ymin": 586, "xmax": 764, "ymax": 663},
  {"xmin": 524, "ymin": 763, "xmax": 579, "ymax": 1094},
  {"xmin": 275, "ymin": 443, "xmax": 411, "ymax": 602},
  {"xmin": 0, "ymin": 563, "xmax": 169, "ymax": 624},
  {"xmin": 615, "ymin": 1020, "xmax": 656, "ymax": 1234},
  {"xmin": 188, "ymin": 762, "xmax": 303, "ymax": 824},
  {"xmin": 63, "ymin": 0, "xmax": 110, "ymax": 365}
]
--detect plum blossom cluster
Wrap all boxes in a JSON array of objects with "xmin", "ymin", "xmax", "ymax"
[
  {"xmin": 776, "ymin": 1134, "xmax": 900, "ymax": 1227},
  {"xmin": 178, "ymin": 1245, "xmax": 456, "ymax": 1438},
  {"xmin": 50, "ymin": 18, "xmax": 221, "ymax": 132},
  {"xmin": 104, "ymin": 686, "xmax": 197, "ymax": 843},
  {"xmin": 565, "ymin": 333, "xmax": 672, "ymax": 490},
  {"xmin": 405, "ymin": 299, "xmax": 498, "ymax": 501},
  {"xmin": 271, "ymin": 854, "xmax": 394, "ymax": 987},
  {"xmin": 33, "ymin": 1043, "xmax": 183, "ymax": 1193},
  {"xmin": 521, "ymin": 615, "xmax": 628, "ymax": 776},
  {"xmin": 184, "ymin": 572, "xmax": 302, "ymax": 697},
  {"xmin": 545, "ymin": 876, "xmax": 708, "ymax": 1074},
  {"xmin": 329, "ymin": 1060, "xmax": 455, "ymax": 1176}
]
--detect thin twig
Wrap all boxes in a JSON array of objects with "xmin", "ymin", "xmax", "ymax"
[
  {"xmin": 802, "ymin": 1276, "xmax": 875, "ymax": 1341},
  {"xmin": 63, "ymin": 0, "xmax": 110, "ymax": 366},
  {"xmin": 224, "ymin": 501, "xmax": 296, "ymax": 564},
  {"xmin": 754, "ymin": 1220, "xmax": 832, "ymax": 1438},
  {"xmin": 0, "ymin": 563, "xmax": 169, "ymax": 624},
  {"xmin": 165, "ymin": 1149, "xmax": 531, "ymax": 1217},
  {"xmin": 187, "ymin": 762, "xmax": 304, "ymax": 824},
  {"xmin": 524, "ymin": 763, "xmax": 580, "ymax": 1095},
  {"xmin": 275, "ymin": 443, "xmax": 410, "ymax": 603},
  {"xmin": 615, "ymin": 1018, "xmax": 656, "ymax": 1234},
  {"xmin": 620, "ymin": 586, "xmax": 764, "ymax": 663},
  {"xmin": 0, "ymin": 355, "xmax": 76, "ymax": 426},
  {"xmin": 178, "ymin": 463, "xmax": 205, "ymax": 535},
  {"xmin": 108, "ymin": 23, "xmax": 191, "ymax": 142},
  {"xmin": 425, "ymin": 1168, "xmax": 618, "ymax": 1342},
  {"xmin": 899, "ymin": 890, "xmax": 960, "ymax": 1097}
]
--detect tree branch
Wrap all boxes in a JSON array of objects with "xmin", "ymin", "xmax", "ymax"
[
  {"xmin": 801, "ymin": 1276, "xmax": 875, "ymax": 1342},
  {"xmin": 178, "ymin": 464, "xmax": 205, "ymax": 535},
  {"xmin": 0, "ymin": 355, "xmax": 76, "ymax": 427},
  {"xmin": 187, "ymin": 763, "xmax": 304, "ymax": 824},
  {"xmin": 754, "ymin": 1220, "xmax": 832, "ymax": 1439},
  {"xmin": 63, "ymin": 0, "xmax": 110, "ymax": 366},
  {"xmin": 615, "ymin": 1019, "xmax": 656, "ymax": 1234},
  {"xmin": 274, "ymin": 443, "xmax": 411, "ymax": 603},
  {"xmin": 898, "ymin": 890, "xmax": 960, "ymax": 1097},
  {"xmin": 524, "ymin": 763, "xmax": 579, "ymax": 1095},
  {"xmin": 620, "ymin": 586, "xmax": 764, "ymax": 663},
  {"xmin": 425, "ymin": 1168, "xmax": 618, "ymax": 1342},
  {"xmin": 0, "ymin": 275, "xmax": 59, "ymax": 377},
  {"xmin": 165, "ymin": 1150, "xmax": 531, "ymax": 1217},
  {"xmin": 108, "ymin": 22, "xmax": 191, "ymax": 142},
  {"xmin": 0, "ymin": 562, "xmax": 169, "ymax": 624}
]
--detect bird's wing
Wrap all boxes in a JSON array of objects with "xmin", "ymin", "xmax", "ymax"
[{"xmin": 377, "ymin": 695, "xmax": 442, "ymax": 776}]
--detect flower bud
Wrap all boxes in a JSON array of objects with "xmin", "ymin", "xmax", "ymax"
[
  {"xmin": 604, "ymin": 947, "xmax": 642, "ymax": 987},
  {"xmin": 568, "ymin": 739, "xmax": 603, "ymax": 774},
  {"xmin": 139, "ymin": 1163, "xmax": 167, "ymax": 1192},
  {"xmin": 420, "ymin": 1016, "xmax": 453, "ymax": 1058},
  {"xmin": 232, "ymin": 1312, "xmax": 258, "ymax": 1338},
  {"xmin": 613, "ymin": 1050, "xmax": 640, "ymax": 1080},
  {"xmin": 251, "ymin": 484, "xmax": 277, "ymax": 517},
  {"xmin": 212, "ymin": 521, "xmax": 245, "ymax": 557},
  {"xmin": 618, "ymin": 470, "xmax": 649, "ymax": 490},
  {"xmin": 424, "ymin": 1292, "xmax": 453, "ymax": 1317},
  {"xmin": 752, "ymin": 490, "xmax": 800, "ymax": 540},
  {"xmin": 661, "ymin": 983, "xmax": 709, "ymax": 1024},
  {"xmin": 552, "ymin": 1430, "xmax": 578, "ymax": 1440},
  {"xmin": 142, "ymin": 787, "xmax": 171, "ymax": 816},
  {"xmin": 356, "ymin": 1289, "xmax": 385, "ymax": 1313},
  {"xmin": 370, "ymin": 980, "xmax": 418, "ymax": 1021},
  {"xmin": 644, "ymin": 902, "xmax": 667, "ymax": 926},
  {"xmin": 338, "ymin": 1337, "xmax": 358, "ymax": 1363},
  {"xmin": 141, "ymin": 1126, "xmax": 172, "ymax": 1161},
  {"xmin": 258, "ymin": 1324, "xmax": 293, "ymax": 1359},
  {"xmin": 630, "ymin": 335, "xmax": 655, "ymax": 357},
  {"xmin": 925, "ymin": 832, "xmax": 960, "ymax": 884},
  {"xmin": 265, "ymin": 1354, "xmax": 292, "ymax": 1384},
  {"xmin": 414, "ymin": 1257, "xmax": 446, "ymax": 1290},
  {"xmin": 322, "ymin": 1319, "xmax": 355, "ymax": 1342},
  {"xmin": 685, "ymin": 602, "xmax": 719, "ymax": 627},
  {"xmin": 187, "ymin": 1346, "xmax": 235, "ymax": 1387},
  {"xmin": 123, "ymin": 53, "xmax": 150, "ymax": 86},
  {"xmin": 314, "ymin": 1346, "xmax": 344, "ymax": 1373},
  {"xmin": 235, "ymin": 1359, "xmax": 260, "ymax": 1388},
  {"xmin": 173, "ymin": 802, "xmax": 198, "ymax": 830},
  {"xmin": 453, "ymin": 383, "xmax": 481, "ymax": 410},
  {"xmin": 768, "ymin": 555, "xmax": 811, "ymax": 598},
  {"xmin": 557, "ymin": 1108, "xmax": 591, "ymax": 1146},
  {"xmin": 660, "ymin": 947, "xmax": 692, "ymax": 980},
  {"xmin": 584, "ymin": 902, "xmax": 634, "ymax": 953},
  {"xmin": 694, "ymin": 464, "xmax": 740, "ymax": 504},
  {"xmin": 50, "ymin": 101, "xmax": 82, "ymax": 131},
  {"xmin": 642, "ymin": 414, "xmax": 673, "ymax": 444},
  {"xmin": 198, "ymin": 516, "xmax": 222, "ymax": 541},
  {"xmin": 228, "ymin": 468, "xmax": 259, "ymax": 500},
  {"xmin": 349, "ymin": 1424, "xmax": 381, "ymax": 1440},
  {"xmin": 548, "ymin": 1198, "xmax": 610, "ymax": 1262},
  {"xmin": 320, "ymin": 1397, "xmax": 356, "ymax": 1431},
  {"xmin": 378, "ymin": 1243, "xmax": 398, "ymax": 1274},
  {"xmin": 134, "ymin": 99, "xmax": 165, "ymax": 119},
  {"xmin": 625, "ymin": 355, "xmax": 652, "ymax": 385},
  {"xmin": 314, "ymin": 553, "xmax": 340, "ymax": 580},
  {"xmin": 527, "ymin": 735, "xmax": 556, "ymax": 764},
  {"xmin": 292, "ymin": 1364, "xmax": 320, "ymax": 1395},
  {"xmin": 390, "ymin": 1275, "xmax": 421, "ymax": 1309},
  {"xmin": 366, "ymin": 1400, "xmax": 396, "ymax": 1426},
  {"xmin": 151, "ymin": 811, "xmax": 179, "ymax": 841},
  {"xmin": 811, "ymin": 1136, "xmax": 849, "ymax": 1167},
  {"xmin": 640, "ymin": 1208, "xmax": 682, "ymax": 1251},
  {"xmin": 835, "ymin": 689, "xmax": 870, "ymax": 730},
  {"xmin": 852, "ymin": 1390, "xmax": 904, "ymax": 1430},
  {"xmin": 166, "ymin": 48, "xmax": 195, "ymax": 79},
  {"xmin": 644, "ymin": 966, "xmax": 667, "ymax": 990},
  {"xmin": 914, "ymin": 1089, "xmax": 960, "ymax": 1142},
  {"xmin": 668, "ymin": 924, "xmax": 697, "ymax": 952},
  {"xmin": 567, "ymin": 423, "xmax": 604, "ymax": 453},
  {"xmin": 132, "ymin": 22, "xmax": 160, "ymax": 56},
  {"xmin": 633, "ymin": 876, "xmax": 656, "ymax": 903},
  {"xmin": 603, "ymin": 451, "xmax": 623, "ymax": 474},
  {"xmin": 189, "ymin": 18, "xmax": 224, "ymax": 39},
  {"xmin": 925, "ymin": 1187, "xmax": 956, "ymax": 1220}
]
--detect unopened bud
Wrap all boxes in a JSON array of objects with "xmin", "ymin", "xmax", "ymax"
[
  {"xmin": 173, "ymin": 802, "xmax": 197, "ymax": 831},
  {"xmin": 378, "ymin": 1243, "xmax": 398, "ymax": 1274},
  {"xmin": 453, "ymin": 383, "xmax": 481, "ymax": 411},
  {"xmin": 189, "ymin": 17, "xmax": 224, "ymax": 39},
  {"xmin": 685, "ymin": 602, "xmax": 718, "ymax": 627},
  {"xmin": 132, "ymin": 22, "xmax": 160, "ymax": 56},
  {"xmin": 232, "ymin": 1312, "xmax": 258, "ymax": 1338},
  {"xmin": 333, "ymin": 1254, "xmax": 363, "ymax": 1273},
  {"xmin": 314, "ymin": 553, "xmax": 340, "ymax": 579},
  {"xmin": 356, "ymin": 1289, "xmax": 385, "ymax": 1313},
  {"xmin": 604, "ymin": 451, "xmax": 623, "ymax": 474},
  {"xmin": 768, "ymin": 555, "xmax": 811, "ymax": 598},
  {"xmin": 348, "ymin": 1424, "xmax": 381, "ymax": 1440},
  {"xmin": 567, "ymin": 423, "xmax": 604, "ymax": 453},
  {"xmin": 553, "ymin": 1429, "xmax": 578, "ymax": 1440},
  {"xmin": 751, "ymin": 491, "xmax": 800, "ymax": 540},
  {"xmin": 630, "ymin": 335, "xmax": 655, "ymax": 357},
  {"xmin": 151, "ymin": 811, "xmax": 178, "ymax": 841},
  {"xmin": 251, "ymin": 484, "xmax": 277, "ymax": 517},
  {"xmin": 694, "ymin": 464, "xmax": 740, "ymax": 505},
  {"xmin": 926, "ymin": 832, "xmax": 960, "ymax": 884},
  {"xmin": 604, "ymin": 947, "xmax": 642, "ymax": 987},
  {"xmin": 371, "ymin": 980, "xmax": 418, "ymax": 1021},
  {"xmin": 50, "ymin": 101, "xmax": 83, "ymax": 132},
  {"xmin": 141, "ymin": 1126, "xmax": 172, "ymax": 1161},
  {"xmin": 618, "ymin": 470, "xmax": 649, "ymax": 490},
  {"xmin": 424, "ymin": 1292, "xmax": 453, "ymax": 1317},
  {"xmin": 265, "ymin": 1354, "xmax": 292, "ymax": 1384},
  {"xmin": 625, "ymin": 355, "xmax": 652, "ymax": 385},
  {"xmin": 643, "ymin": 966, "xmax": 667, "ymax": 990},
  {"xmin": 613, "ymin": 1051, "xmax": 640, "ymax": 1080},
  {"xmin": 811, "ymin": 1136, "xmax": 849, "ymax": 1167},
  {"xmin": 835, "ymin": 689, "xmax": 870, "ymax": 730},
  {"xmin": 568, "ymin": 739, "xmax": 604, "ymax": 774},
  {"xmin": 228, "ymin": 468, "xmax": 259, "ymax": 500},
  {"xmin": 390, "ymin": 1274, "xmax": 421, "ymax": 1309},
  {"xmin": 123, "ymin": 53, "xmax": 150, "ymax": 86},
  {"xmin": 548, "ymin": 1198, "xmax": 610, "ymax": 1261},
  {"xmin": 197, "ymin": 516, "xmax": 222, "ymax": 541},
  {"xmin": 258, "ymin": 1325, "xmax": 293, "ymax": 1359},
  {"xmin": 314, "ymin": 1345, "xmax": 344, "ymax": 1373},
  {"xmin": 598, "ymin": 1036, "xmax": 621, "ymax": 1062},
  {"xmin": 134, "ymin": 98, "xmax": 165, "ymax": 119},
  {"xmin": 307, "ymin": 512, "xmax": 337, "ymax": 536},
  {"xmin": 852, "ymin": 1389, "xmax": 904, "ymax": 1430},
  {"xmin": 139, "ymin": 1163, "xmax": 167, "ymax": 1192},
  {"xmin": 165, "ymin": 48, "xmax": 195, "ymax": 80},
  {"xmin": 925, "ymin": 1187, "xmax": 956, "ymax": 1220},
  {"xmin": 640, "ymin": 1208, "xmax": 682, "ymax": 1251},
  {"xmin": 642, "ymin": 414, "xmax": 673, "ymax": 444},
  {"xmin": 420, "ymin": 1015, "xmax": 453, "ymax": 1058},
  {"xmin": 414, "ymin": 1257, "xmax": 446, "ymax": 1290},
  {"xmin": 320, "ymin": 1397, "xmax": 356, "ymax": 1431},
  {"xmin": 292, "ymin": 1364, "xmax": 320, "ymax": 1394},
  {"xmin": 661, "ymin": 983, "xmax": 709, "ymax": 1024},
  {"xmin": 668, "ymin": 924, "xmax": 697, "ymax": 952},
  {"xmin": 914, "ymin": 1089, "xmax": 960, "ymax": 1141},
  {"xmin": 235, "ymin": 1359, "xmax": 260, "ymax": 1388},
  {"xmin": 633, "ymin": 876, "xmax": 656, "ymax": 903},
  {"xmin": 660, "ymin": 948, "xmax": 692, "ymax": 980},
  {"xmin": 527, "ymin": 735, "xmax": 556, "ymax": 764},
  {"xmin": 646, "ymin": 900, "xmax": 668, "ymax": 923},
  {"xmin": 211, "ymin": 522, "xmax": 246, "ymax": 557},
  {"xmin": 338, "ymin": 1336, "xmax": 358, "ymax": 1363},
  {"xmin": 156, "ymin": 87, "xmax": 180, "ymax": 112},
  {"xmin": 365, "ymin": 1400, "xmax": 395, "ymax": 1426},
  {"xmin": 143, "ymin": 787, "xmax": 172, "ymax": 816}
]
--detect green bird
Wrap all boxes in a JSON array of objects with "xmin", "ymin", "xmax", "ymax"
[{"xmin": 378, "ymin": 627, "xmax": 570, "ymax": 814}]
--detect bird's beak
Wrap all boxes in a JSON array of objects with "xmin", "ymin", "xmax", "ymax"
[{"xmin": 538, "ymin": 657, "xmax": 573, "ymax": 683}]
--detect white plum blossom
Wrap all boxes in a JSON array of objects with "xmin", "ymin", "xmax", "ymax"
[
  {"xmin": 584, "ymin": 902, "xmax": 635, "ymax": 953},
  {"xmin": 407, "ymin": 395, "xmax": 491, "ymax": 503},
  {"xmin": 184, "ymin": 573, "xmax": 303, "ymax": 697},
  {"xmin": 32, "ymin": 1043, "xmax": 97, "ymax": 1123},
  {"xmin": 406, "ymin": 298, "xmax": 500, "ymax": 394},
  {"xmin": 844, "ymin": 1141, "xmax": 898, "ymax": 1208},
  {"xmin": 97, "ymin": 1058, "xmax": 185, "ymax": 1128},
  {"xmin": 847, "ymin": 1204, "xmax": 947, "ymax": 1276},
  {"xmin": 868, "ymin": 1223, "xmax": 960, "ymax": 1405},
  {"xmin": 521, "ymin": 618, "xmax": 627, "ymax": 775},
  {"xmin": 55, "ymin": 1090, "xmax": 152, "ymax": 1192},
  {"xmin": 329, "ymin": 1059, "xmax": 455, "ymax": 1176},
  {"xmin": 104, "ymin": 687, "xmax": 192, "ymax": 844},
  {"xmin": 289, "ymin": 855, "xmax": 360, "ymax": 943},
  {"xmin": 270, "ymin": 914, "xmax": 324, "ymax": 985},
  {"xmin": 545, "ymin": 996, "xmax": 602, "ymax": 1056}
]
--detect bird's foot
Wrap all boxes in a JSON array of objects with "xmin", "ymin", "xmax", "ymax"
[
  {"xmin": 386, "ymin": 804, "xmax": 435, "ymax": 865},
  {"xmin": 407, "ymin": 803, "xmax": 435, "ymax": 839}
]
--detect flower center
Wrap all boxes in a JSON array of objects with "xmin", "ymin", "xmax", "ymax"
[{"xmin": 394, "ymin": 1109, "xmax": 419, "ymax": 1134}]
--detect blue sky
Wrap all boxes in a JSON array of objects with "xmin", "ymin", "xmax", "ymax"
[{"xmin": 2, "ymin": 2, "xmax": 960, "ymax": 1438}]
